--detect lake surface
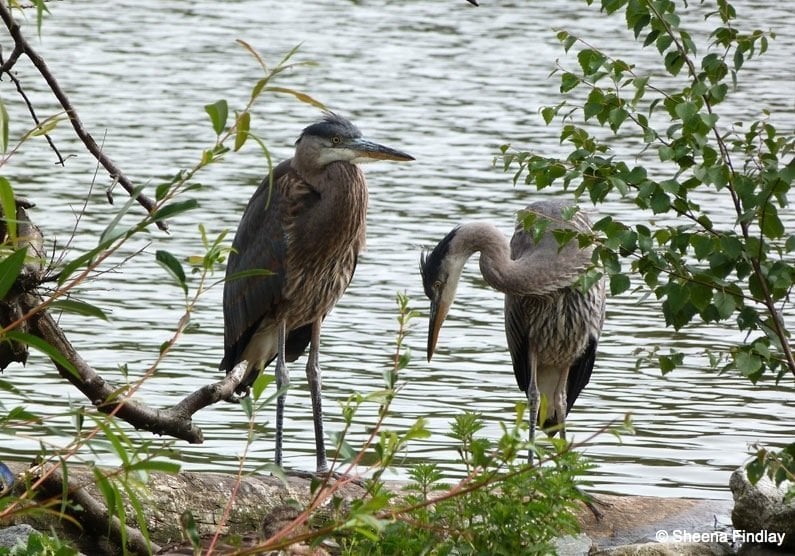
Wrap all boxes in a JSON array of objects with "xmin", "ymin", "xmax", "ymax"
[{"xmin": 1, "ymin": 0, "xmax": 793, "ymax": 500}]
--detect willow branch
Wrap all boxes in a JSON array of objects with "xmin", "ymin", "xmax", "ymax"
[
  {"xmin": 0, "ymin": 4, "xmax": 167, "ymax": 231},
  {"xmin": 28, "ymin": 305, "xmax": 245, "ymax": 443},
  {"xmin": 0, "ymin": 44, "xmax": 65, "ymax": 165}
]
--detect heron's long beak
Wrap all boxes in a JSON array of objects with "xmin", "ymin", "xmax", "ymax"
[
  {"xmin": 348, "ymin": 138, "xmax": 415, "ymax": 162},
  {"xmin": 427, "ymin": 300, "xmax": 450, "ymax": 362}
]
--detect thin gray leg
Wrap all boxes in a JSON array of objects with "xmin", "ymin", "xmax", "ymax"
[
  {"xmin": 555, "ymin": 367, "xmax": 570, "ymax": 442},
  {"xmin": 305, "ymin": 319, "xmax": 328, "ymax": 473},
  {"xmin": 527, "ymin": 353, "xmax": 539, "ymax": 466},
  {"xmin": 274, "ymin": 321, "xmax": 289, "ymax": 467}
]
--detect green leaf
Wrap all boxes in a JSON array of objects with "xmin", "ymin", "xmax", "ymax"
[
  {"xmin": 0, "ymin": 248, "xmax": 27, "ymax": 300},
  {"xmin": 25, "ymin": 115, "xmax": 62, "ymax": 138},
  {"xmin": 609, "ymin": 273, "xmax": 630, "ymax": 295},
  {"xmin": 223, "ymin": 268, "xmax": 274, "ymax": 283},
  {"xmin": 49, "ymin": 299, "xmax": 110, "ymax": 321},
  {"xmin": 264, "ymin": 87, "xmax": 325, "ymax": 109},
  {"xmin": 0, "ymin": 100, "xmax": 9, "ymax": 154},
  {"xmin": 560, "ymin": 72, "xmax": 580, "ymax": 93},
  {"xmin": 541, "ymin": 106, "xmax": 556, "ymax": 125},
  {"xmin": 746, "ymin": 458, "xmax": 765, "ymax": 484},
  {"xmin": 577, "ymin": 49, "xmax": 606, "ymax": 74},
  {"xmin": 234, "ymin": 111, "xmax": 251, "ymax": 152},
  {"xmin": 99, "ymin": 185, "xmax": 146, "ymax": 245},
  {"xmin": 155, "ymin": 250, "xmax": 188, "ymax": 295},
  {"xmin": 674, "ymin": 101, "xmax": 698, "ymax": 122},
  {"xmin": 659, "ymin": 352, "xmax": 683, "ymax": 375},
  {"xmin": 204, "ymin": 100, "xmax": 229, "ymax": 136},
  {"xmin": 252, "ymin": 372, "xmax": 274, "ymax": 401},
  {"xmin": 125, "ymin": 460, "xmax": 181, "ymax": 474},
  {"xmin": 688, "ymin": 281, "xmax": 713, "ymax": 311},
  {"xmin": 664, "ymin": 51, "xmax": 684, "ymax": 75},
  {"xmin": 0, "ymin": 177, "xmax": 16, "ymax": 243},
  {"xmin": 153, "ymin": 199, "xmax": 199, "ymax": 222},
  {"xmin": 4, "ymin": 330, "xmax": 79, "ymax": 378},
  {"xmin": 713, "ymin": 290, "xmax": 736, "ymax": 319},
  {"xmin": 734, "ymin": 350, "xmax": 761, "ymax": 377},
  {"xmin": 761, "ymin": 207, "xmax": 785, "ymax": 239}
]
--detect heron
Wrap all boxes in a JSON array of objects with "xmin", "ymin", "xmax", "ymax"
[
  {"xmin": 221, "ymin": 113, "xmax": 414, "ymax": 473},
  {"xmin": 420, "ymin": 199, "xmax": 605, "ymax": 464}
]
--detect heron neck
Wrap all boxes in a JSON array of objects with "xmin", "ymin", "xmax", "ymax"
[{"xmin": 452, "ymin": 221, "xmax": 586, "ymax": 297}]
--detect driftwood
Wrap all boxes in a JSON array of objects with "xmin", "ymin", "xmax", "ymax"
[
  {"xmin": 5, "ymin": 461, "xmax": 363, "ymax": 555},
  {"xmin": 2, "ymin": 461, "xmax": 734, "ymax": 556}
]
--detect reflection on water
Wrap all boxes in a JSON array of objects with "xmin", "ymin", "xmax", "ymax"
[{"xmin": 1, "ymin": 0, "xmax": 793, "ymax": 500}]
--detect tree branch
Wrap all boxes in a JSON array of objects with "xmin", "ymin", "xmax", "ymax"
[
  {"xmin": 28, "ymin": 305, "xmax": 246, "ymax": 443},
  {"xmin": 0, "ymin": 4, "xmax": 167, "ymax": 231}
]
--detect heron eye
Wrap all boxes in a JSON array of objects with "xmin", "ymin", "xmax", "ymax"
[{"xmin": 331, "ymin": 135, "xmax": 342, "ymax": 145}]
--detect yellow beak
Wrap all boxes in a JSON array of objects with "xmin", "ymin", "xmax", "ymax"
[{"xmin": 427, "ymin": 300, "xmax": 450, "ymax": 362}]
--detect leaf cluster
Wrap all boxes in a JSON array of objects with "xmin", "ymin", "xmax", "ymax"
[
  {"xmin": 501, "ymin": 0, "xmax": 794, "ymax": 491},
  {"xmin": 338, "ymin": 412, "xmax": 588, "ymax": 555},
  {"xmin": 502, "ymin": 0, "xmax": 794, "ymax": 384}
]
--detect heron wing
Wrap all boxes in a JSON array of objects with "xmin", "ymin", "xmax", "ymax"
[
  {"xmin": 565, "ymin": 335, "xmax": 598, "ymax": 414},
  {"xmin": 504, "ymin": 293, "xmax": 532, "ymax": 393},
  {"xmin": 220, "ymin": 160, "xmax": 292, "ymax": 372}
]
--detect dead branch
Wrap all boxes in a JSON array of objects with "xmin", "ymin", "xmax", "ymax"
[{"xmin": 0, "ymin": 4, "xmax": 167, "ymax": 231}]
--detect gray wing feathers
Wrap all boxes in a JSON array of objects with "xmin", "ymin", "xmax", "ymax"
[
  {"xmin": 220, "ymin": 160, "xmax": 291, "ymax": 372},
  {"xmin": 566, "ymin": 336, "xmax": 598, "ymax": 414},
  {"xmin": 504, "ymin": 293, "xmax": 532, "ymax": 393}
]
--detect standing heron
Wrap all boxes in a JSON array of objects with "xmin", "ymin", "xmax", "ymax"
[
  {"xmin": 221, "ymin": 113, "xmax": 413, "ymax": 473},
  {"xmin": 420, "ymin": 200, "xmax": 605, "ymax": 464}
]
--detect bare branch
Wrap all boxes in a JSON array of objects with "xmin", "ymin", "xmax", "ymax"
[
  {"xmin": 27, "ymin": 305, "xmax": 245, "ymax": 443},
  {"xmin": 0, "ymin": 4, "xmax": 167, "ymax": 231}
]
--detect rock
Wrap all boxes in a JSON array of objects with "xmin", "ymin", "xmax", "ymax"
[
  {"xmin": 577, "ymin": 493, "xmax": 733, "ymax": 550},
  {"xmin": 0, "ymin": 524, "xmax": 38, "ymax": 549},
  {"xmin": 592, "ymin": 541, "xmax": 732, "ymax": 555},
  {"xmin": 554, "ymin": 532, "xmax": 593, "ymax": 555},
  {"xmin": 730, "ymin": 467, "xmax": 795, "ymax": 550}
]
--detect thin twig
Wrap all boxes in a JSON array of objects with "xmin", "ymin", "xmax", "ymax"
[
  {"xmin": 0, "ymin": 44, "xmax": 65, "ymax": 165},
  {"xmin": 0, "ymin": 4, "xmax": 167, "ymax": 231}
]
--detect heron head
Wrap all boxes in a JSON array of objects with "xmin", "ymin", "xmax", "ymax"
[
  {"xmin": 296, "ymin": 112, "xmax": 414, "ymax": 168},
  {"xmin": 420, "ymin": 226, "xmax": 465, "ymax": 362}
]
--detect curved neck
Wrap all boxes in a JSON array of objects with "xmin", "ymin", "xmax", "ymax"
[
  {"xmin": 450, "ymin": 222, "xmax": 520, "ymax": 293},
  {"xmin": 450, "ymin": 221, "xmax": 589, "ymax": 297}
]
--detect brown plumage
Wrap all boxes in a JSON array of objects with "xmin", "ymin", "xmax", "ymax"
[
  {"xmin": 420, "ymin": 200, "xmax": 606, "ymax": 464},
  {"xmin": 221, "ymin": 113, "xmax": 413, "ymax": 472}
]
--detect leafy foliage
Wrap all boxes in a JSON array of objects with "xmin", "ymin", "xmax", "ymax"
[
  {"xmin": 339, "ymin": 413, "xmax": 588, "ymax": 555},
  {"xmin": 502, "ymin": 0, "xmax": 793, "ymax": 489}
]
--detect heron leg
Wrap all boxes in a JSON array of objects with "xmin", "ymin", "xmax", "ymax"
[
  {"xmin": 275, "ymin": 321, "xmax": 289, "ymax": 467},
  {"xmin": 554, "ymin": 367, "xmax": 570, "ymax": 442},
  {"xmin": 527, "ymin": 352, "xmax": 540, "ymax": 466},
  {"xmin": 305, "ymin": 319, "xmax": 328, "ymax": 474}
]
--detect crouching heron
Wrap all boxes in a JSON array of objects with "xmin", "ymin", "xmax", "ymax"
[
  {"xmin": 420, "ymin": 200, "xmax": 605, "ymax": 464},
  {"xmin": 221, "ymin": 113, "xmax": 414, "ymax": 473}
]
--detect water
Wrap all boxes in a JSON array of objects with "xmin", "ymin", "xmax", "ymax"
[{"xmin": 1, "ymin": 0, "xmax": 793, "ymax": 500}]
